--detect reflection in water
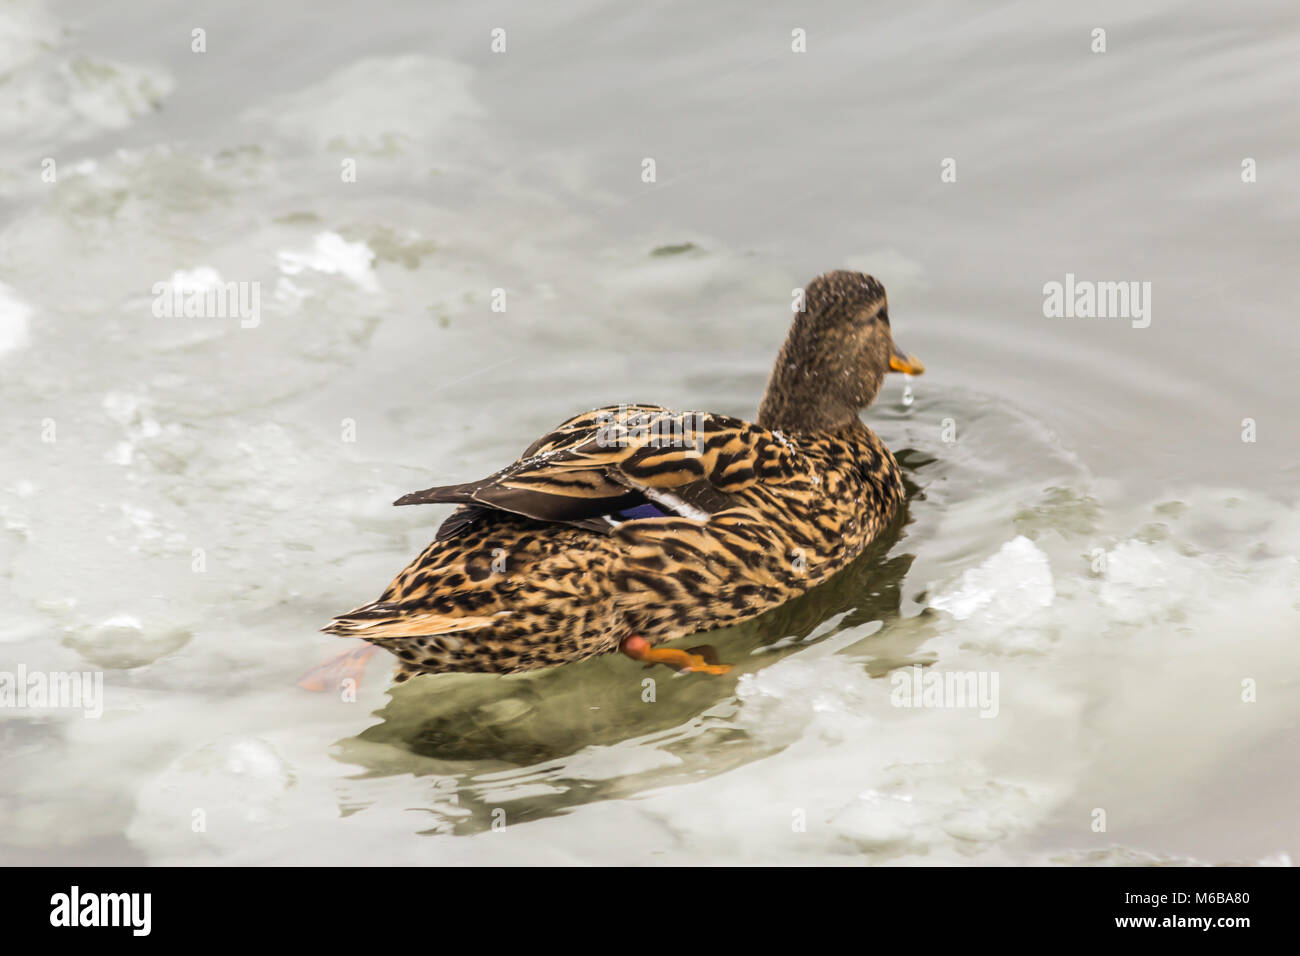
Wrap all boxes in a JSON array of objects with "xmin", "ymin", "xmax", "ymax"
[{"xmin": 337, "ymin": 457, "xmax": 937, "ymax": 834}]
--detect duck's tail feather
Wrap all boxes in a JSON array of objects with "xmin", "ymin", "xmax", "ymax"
[{"xmin": 321, "ymin": 601, "xmax": 496, "ymax": 641}]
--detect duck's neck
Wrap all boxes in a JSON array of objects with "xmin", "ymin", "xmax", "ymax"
[{"xmin": 757, "ymin": 369, "xmax": 861, "ymax": 433}]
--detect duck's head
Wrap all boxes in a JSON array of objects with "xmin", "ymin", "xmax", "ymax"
[{"xmin": 758, "ymin": 270, "xmax": 924, "ymax": 433}]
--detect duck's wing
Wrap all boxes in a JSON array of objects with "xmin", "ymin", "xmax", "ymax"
[{"xmin": 394, "ymin": 404, "xmax": 814, "ymax": 537}]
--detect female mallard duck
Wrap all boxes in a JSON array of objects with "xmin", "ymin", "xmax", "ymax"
[{"xmin": 321, "ymin": 270, "xmax": 923, "ymax": 682}]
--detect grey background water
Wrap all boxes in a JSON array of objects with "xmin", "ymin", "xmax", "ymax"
[{"xmin": 0, "ymin": 0, "xmax": 1296, "ymax": 864}]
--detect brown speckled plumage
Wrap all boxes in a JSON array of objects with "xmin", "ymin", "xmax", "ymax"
[{"xmin": 323, "ymin": 271, "xmax": 923, "ymax": 680}]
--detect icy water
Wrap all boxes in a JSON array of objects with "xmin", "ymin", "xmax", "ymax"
[{"xmin": 1, "ymin": 0, "xmax": 1298, "ymax": 865}]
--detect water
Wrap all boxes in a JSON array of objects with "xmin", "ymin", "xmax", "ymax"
[{"xmin": 1, "ymin": 0, "xmax": 1297, "ymax": 865}]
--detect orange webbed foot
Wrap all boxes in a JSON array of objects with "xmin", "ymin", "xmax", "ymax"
[
  {"xmin": 298, "ymin": 643, "xmax": 378, "ymax": 692},
  {"xmin": 619, "ymin": 635, "xmax": 731, "ymax": 676}
]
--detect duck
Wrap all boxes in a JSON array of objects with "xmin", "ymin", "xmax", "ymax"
[{"xmin": 318, "ymin": 270, "xmax": 924, "ymax": 684}]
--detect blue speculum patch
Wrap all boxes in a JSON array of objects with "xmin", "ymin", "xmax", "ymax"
[{"xmin": 613, "ymin": 502, "xmax": 670, "ymax": 521}]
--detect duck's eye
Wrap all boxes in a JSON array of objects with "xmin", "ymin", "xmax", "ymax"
[{"xmin": 878, "ymin": 309, "xmax": 890, "ymax": 326}]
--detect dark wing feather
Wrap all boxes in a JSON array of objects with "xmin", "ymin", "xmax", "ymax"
[
  {"xmin": 396, "ymin": 404, "xmax": 813, "ymax": 534},
  {"xmin": 432, "ymin": 504, "xmax": 492, "ymax": 541}
]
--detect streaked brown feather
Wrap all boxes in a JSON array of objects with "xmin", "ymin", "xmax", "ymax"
[{"xmin": 325, "ymin": 411, "xmax": 903, "ymax": 673}]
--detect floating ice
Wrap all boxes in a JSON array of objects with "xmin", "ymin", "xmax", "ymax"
[
  {"xmin": 99, "ymin": 613, "xmax": 143, "ymax": 630},
  {"xmin": 735, "ymin": 654, "xmax": 876, "ymax": 741},
  {"xmin": 1097, "ymin": 539, "xmax": 1201, "ymax": 622},
  {"xmin": 57, "ymin": 57, "xmax": 173, "ymax": 131},
  {"xmin": 0, "ymin": 283, "xmax": 33, "ymax": 357},
  {"xmin": 129, "ymin": 737, "xmax": 305, "ymax": 854},
  {"xmin": 161, "ymin": 267, "xmax": 225, "ymax": 295},
  {"xmin": 241, "ymin": 55, "xmax": 482, "ymax": 156},
  {"xmin": 64, "ymin": 615, "xmax": 190, "ymax": 669},
  {"xmin": 0, "ymin": 6, "xmax": 173, "ymax": 148},
  {"xmin": 277, "ymin": 232, "xmax": 379, "ymax": 293},
  {"xmin": 102, "ymin": 391, "xmax": 143, "ymax": 425},
  {"xmin": 930, "ymin": 535, "xmax": 1055, "ymax": 625}
]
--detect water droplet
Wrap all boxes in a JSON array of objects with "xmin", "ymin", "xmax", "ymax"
[{"xmin": 901, "ymin": 375, "xmax": 914, "ymax": 407}]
